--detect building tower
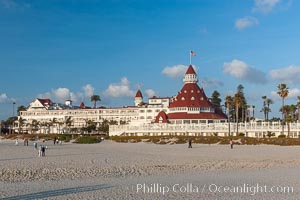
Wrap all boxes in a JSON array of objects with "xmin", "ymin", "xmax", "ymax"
[{"xmin": 134, "ymin": 90, "xmax": 143, "ymax": 106}]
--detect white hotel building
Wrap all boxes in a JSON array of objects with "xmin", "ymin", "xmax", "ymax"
[{"xmin": 18, "ymin": 65, "xmax": 300, "ymax": 137}]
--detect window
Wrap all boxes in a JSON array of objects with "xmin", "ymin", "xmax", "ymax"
[
  {"xmin": 181, "ymin": 97, "xmax": 185, "ymax": 101},
  {"xmin": 191, "ymin": 97, "xmax": 195, "ymax": 100}
]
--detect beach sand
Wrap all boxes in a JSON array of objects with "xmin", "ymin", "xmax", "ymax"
[{"xmin": 1, "ymin": 138, "xmax": 300, "ymax": 199}]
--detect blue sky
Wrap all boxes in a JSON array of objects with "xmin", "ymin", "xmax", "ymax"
[{"xmin": 1, "ymin": 0, "xmax": 300, "ymax": 120}]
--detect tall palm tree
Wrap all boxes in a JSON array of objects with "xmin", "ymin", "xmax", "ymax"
[
  {"xmin": 91, "ymin": 95, "xmax": 101, "ymax": 109},
  {"xmin": 266, "ymin": 98, "xmax": 273, "ymax": 121},
  {"xmin": 298, "ymin": 96, "xmax": 300, "ymax": 121},
  {"xmin": 225, "ymin": 96, "xmax": 233, "ymax": 136},
  {"xmin": 252, "ymin": 105, "xmax": 255, "ymax": 121},
  {"xmin": 277, "ymin": 83, "xmax": 289, "ymax": 136},
  {"xmin": 234, "ymin": 92, "xmax": 243, "ymax": 136},
  {"xmin": 261, "ymin": 96, "xmax": 267, "ymax": 121}
]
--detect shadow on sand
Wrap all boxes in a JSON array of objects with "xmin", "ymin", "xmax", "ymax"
[{"xmin": 2, "ymin": 184, "xmax": 113, "ymax": 200}]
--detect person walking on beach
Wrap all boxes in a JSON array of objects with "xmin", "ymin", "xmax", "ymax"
[
  {"xmin": 15, "ymin": 139, "xmax": 19, "ymax": 146},
  {"xmin": 188, "ymin": 138, "xmax": 192, "ymax": 148},
  {"xmin": 34, "ymin": 142, "xmax": 37, "ymax": 150},
  {"xmin": 230, "ymin": 139, "xmax": 234, "ymax": 149},
  {"xmin": 38, "ymin": 145, "xmax": 42, "ymax": 157},
  {"xmin": 41, "ymin": 145, "xmax": 46, "ymax": 157}
]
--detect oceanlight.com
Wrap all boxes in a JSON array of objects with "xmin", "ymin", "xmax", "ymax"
[{"xmin": 135, "ymin": 183, "xmax": 294, "ymax": 196}]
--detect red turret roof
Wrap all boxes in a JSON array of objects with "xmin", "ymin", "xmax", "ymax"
[
  {"xmin": 135, "ymin": 90, "xmax": 143, "ymax": 98},
  {"xmin": 185, "ymin": 65, "xmax": 196, "ymax": 75},
  {"xmin": 80, "ymin": 102, "xmax": 85, "ymax": 109}
]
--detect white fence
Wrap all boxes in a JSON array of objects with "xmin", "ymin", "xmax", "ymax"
[{"xmin": 109, "ymin": 122, "xmax": 300, "ymax": 138}]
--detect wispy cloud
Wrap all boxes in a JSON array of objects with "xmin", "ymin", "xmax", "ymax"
[
  {"xmin": 235, "ymin": 17, "xmax": 259, "ymax": 30},
  {"xmin": 162, "ymin": 65, "xmax": 188, "ymax": 78},
  {"xmin": 252, "ymin": 0, "xmax": 281, "ymax": 14},
  {"xmin": 223, "ymin": 59, "xmax": 267, "ymax": 84},
  {"xmin": 103, "ymin": 77, "xmax": 135, "ymax": 98},
  {"xmin": 270, "ymin": 66, "xmax": 300, "ymax": 84},
  {"xmin": 0, "ymin": 0, "xmax": 30, "ymax": 10},
  {"xmin": 200, "ymin": 78, "xmax": 224, "ymax": 89},
  {"xmin": 37, "ymin": 84, "xmax": 95, "ymax": 103},
  {"xmin": 0, "ymin": 93, "xmax": 9, "ymax": 103},
  {"xmin": 0, "ymin": 93, "xmax": 15, "ymax": 103},
  {"xmin": 144, "ymin": 89, "xmax": 158, "ymax": 98}
]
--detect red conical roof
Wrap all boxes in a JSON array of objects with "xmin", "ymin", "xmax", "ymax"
[
  {"xmin": 135, "ymin": 90, "xmax": 143, "ymax": 98},
  {"xmin": 185, "ymin": 65, "xmax": 196, "ymax": 75},
  {"xmin": 169, "ymin": 83, "xmax": 213, "ymax": 108}
]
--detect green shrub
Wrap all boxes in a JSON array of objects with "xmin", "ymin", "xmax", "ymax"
[
  {"xmin": 278, "ymin": 135, "xmax": 286, "ymax": 138},
  {"xmin": 74, "ymin": 136, "xmax": 100, "ymax": 144}
]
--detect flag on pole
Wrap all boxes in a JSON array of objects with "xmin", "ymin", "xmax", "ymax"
[{"xmin": 190, "ymin": 51, "xmax": 196, "ymax": 56}]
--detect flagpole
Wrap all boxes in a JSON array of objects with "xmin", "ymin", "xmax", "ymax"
[{"xmin": 190, "ymin": 50, "xmax": 192, "ymax": 65}]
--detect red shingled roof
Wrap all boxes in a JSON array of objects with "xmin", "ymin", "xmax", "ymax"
[
  {"xmin": 169, "ymin": 83, "xmax": 213, "ymax": 108},
  {"xmin": 185, "ymin": 65, "xmax": 196, "ymax": 75},
  {"xmin": 37, "ymin": 98, "xmax": 52, "ymax": 106},
  {"xmin": 135, "ymin": 90, "xmax": 143, "ymax": 98}
]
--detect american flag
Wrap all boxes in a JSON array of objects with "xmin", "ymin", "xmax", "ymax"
[{"xmin": 190, "ymin": 51, "xmax": 196, "ymax": 56}]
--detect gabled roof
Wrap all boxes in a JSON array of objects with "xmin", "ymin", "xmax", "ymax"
[
  {"xmin": 135, "ymin": 90, "xmax": 143, "ymax": 98},
  {"xmin": 37, "ymin": 98, "xmax": 52, "ymax": 107},
  {"xmin": 185, "ymin": 65, "xmax": 196, "ymax": 75},
  {"xmin": 154, "ymin": 111, "xmax": 169, "ymax": 123}
]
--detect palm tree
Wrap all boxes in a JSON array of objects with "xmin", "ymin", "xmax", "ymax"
[
  {"xmin": 17, "ymin": 105, "xmax": 27, "ymax": 115},
  {"xmin": 298, "ymin": 96, "xmax": 300, "ymax": 121},
  {"xmin": 277, "ymin": 83, "xmax": 289, "ymax": 136},
  {"xmin": 225, "ymin": 96, "xmax": 233, "ymax": 136},
  {"xmin": 17, "ymin": 117, "xmax": 26, "ymax": 134},
  {"xmin": 261, "ymin": 96, "xmax": 267, "ymax": 121},
  {"xmin": 28, "ymin": 120, "xmax": 39, "ymax": 134},
  {"xmin": 64, "ymin": 116, "xmax": 73, "ymax": 133},
  {"xmin": 252, "ymin": 105, "xmax": 255, "ymax": 121},
  {"xmin": 234, "ymin": 92, "xmax": 243, "ymax": 136},
  {"xmin": 266, "ymin": 98, "xmax": 273, "ymax": 121},
  {"xmin": 91, "ymin": 95, "xmax": 101, "ymax": 109}
]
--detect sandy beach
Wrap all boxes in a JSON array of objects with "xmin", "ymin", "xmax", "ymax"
[{"xmin": 1, "ymin": 138, "xmax": 300, "ymax": 199}]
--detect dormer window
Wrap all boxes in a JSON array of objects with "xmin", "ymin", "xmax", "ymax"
[
  {"xmin": 191, "ymin": 90, "xmax": 194, "ymax": 93},
  {"xmin": 181, "ymin": 97, "xmax": 185, "ymax": 101},
  {"xmin": 200, "ymin": 97, "xmax": 204, "ymax": 100},
  {"xmin": 191, "ymin": 97, "xmax": 195, "ymax": 100},
  {"xmin": 184, "ymin": 90, "xmax": 187, "ymax": 93}
]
